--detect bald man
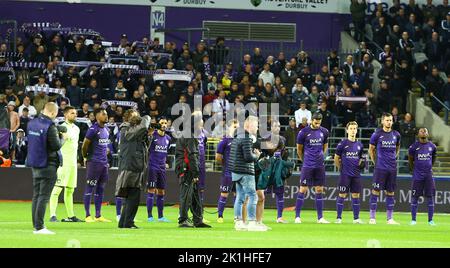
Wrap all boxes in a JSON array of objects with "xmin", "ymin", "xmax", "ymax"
[{"xmin": 27, "ymin": 102, "xmax": 67, "ymax": 235}]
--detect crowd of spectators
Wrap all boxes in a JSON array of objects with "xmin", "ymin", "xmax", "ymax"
[{"xmin": 1, "ymin": 1, "xmax": 449, "ymax": 167}]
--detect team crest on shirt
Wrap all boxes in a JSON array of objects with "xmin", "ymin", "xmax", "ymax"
[
  {"xmin": 428, "ymin": 147, "xmax": 432, "ymax": 151},
  {"xmin": 320, "ymin": 133, "xmax": 323, "ymax": 137},
  {"xmin": 357, "ymin": 146, "xmax": 361, "ymax": 150}
]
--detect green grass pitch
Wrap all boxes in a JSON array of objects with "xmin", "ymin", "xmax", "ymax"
[{"xmin": 0, "ymin": 202, "xmax": 449, "ymax": 248}]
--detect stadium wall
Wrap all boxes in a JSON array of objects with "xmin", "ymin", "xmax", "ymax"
[
  {"xmin": 1, "ymin": 1, "xmax": 350, "ymax": 51},
  {"xmin": 2, "ymin": 168, "xmax": 450, "ymax": 213}
]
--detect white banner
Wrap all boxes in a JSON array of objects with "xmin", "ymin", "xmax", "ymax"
[
  {"xmin": 16, "ymin": 0, "xmax": 436, "ymax": 14},
  {"xmin": 150, "ymin": 6, "xmax": 166, "ymax": 42}
]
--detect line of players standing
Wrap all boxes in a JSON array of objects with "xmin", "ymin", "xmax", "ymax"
[{"xmin": 49, "ymin": 108, "xmax": 437, "ymax": 229}]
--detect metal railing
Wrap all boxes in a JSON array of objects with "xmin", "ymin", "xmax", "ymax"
[
  {"xmin": 155, "ymin": 27, "xmax": 211, "ymax": 48},
  {"xmin": 417, "ymin": 80, "xmax": 450, "ymax": 125}
]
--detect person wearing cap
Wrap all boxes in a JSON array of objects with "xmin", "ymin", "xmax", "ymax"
[
  {"xmin": 294, "ymin": 112, "xmax": 330, "ymax": 224},
  {"xmin": 7, "ymin": 101, "xmax": 19, "ymax": 161}
]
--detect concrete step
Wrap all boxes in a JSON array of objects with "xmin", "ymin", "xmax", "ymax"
[
  {"xmin": 433, "ymin": 167, "xmax": 450, "ymax": 172},
  {"xmin": 437, "ymin": 156, "xmax": 450, "ymax": 162}
]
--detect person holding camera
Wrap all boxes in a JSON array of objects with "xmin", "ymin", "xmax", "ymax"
[
  {"xmin": 27, "ymin": 102, "xmax": 66, "ymax": 235},
  {"xmin": 116, "ymin": 110, "xmax": 151, "ymax": 229}
]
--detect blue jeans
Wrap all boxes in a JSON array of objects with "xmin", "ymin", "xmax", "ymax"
[{"xmin": 232, "ymin": 173, "xmax": 257, "ymax": 221}]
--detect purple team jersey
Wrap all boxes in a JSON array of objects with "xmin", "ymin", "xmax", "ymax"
[
  {"xmin": 408, "ymin": 141, "xmax": 437, "ymax": 179},
  {"xmin": 148, "ymin": 130, "xmax": 171, "ymax": 170},
  {"xmin": 335, "ymin": 139, "xmax": 364, "ymax": 177},
  {"xmin": 217, "ymin": 136, "xmax": 233, "ymax": 177},
  {"xmin": 85, "ymin": 123, "xmax": 109, "ymax": 164},
  {"xmin": 296, "ymin": 126, "xmax": 329, "ymax": 168},
  {"xmin": 370, "ymin": 129, "xmax": 401, "ymax": 170}
]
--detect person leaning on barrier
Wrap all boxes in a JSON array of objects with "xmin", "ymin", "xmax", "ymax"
[
  {"xmin": 116, "ymin": 110, "xmax": 151, "ymax": 229},
  {"xmin": 27, "ymin": 102, "xmax": 67, "ymax": 235}
]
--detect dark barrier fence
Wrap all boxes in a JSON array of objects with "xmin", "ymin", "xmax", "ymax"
[{"xmin": 1, "ymin": 168, "xmax": 450, "ymax": 213}]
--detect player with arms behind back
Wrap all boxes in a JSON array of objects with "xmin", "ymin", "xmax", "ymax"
[
  {"xmin": 408, "ymin": 128, "xmax": 437, "ymax": 226},
  {"xmin": 368, "ymin": 112, "xmax": 401, "ymax": 225},
  {"xmin": 334, "ymin": 121, "xmax": 365, "ymax": 224},
  {"xmin": 294, "ymin": 113, "xmax": 329, "ymax": 224}
]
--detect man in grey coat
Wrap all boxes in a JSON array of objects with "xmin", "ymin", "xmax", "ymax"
[{"xmin": 116, "ymin": 110, "xmax": 150, "ymax": 229}]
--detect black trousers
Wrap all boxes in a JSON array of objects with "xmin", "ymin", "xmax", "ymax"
[
  {"xmin": 178, "ymin": 174, "xmax": 203, "ymax": 225},
  {"xmin": 118, "ymin": 188, "xmax": 140, "ymax": 228},
  {"xmin": 32, "ymin": 176, "xmax": 57, "ymax": 230}
]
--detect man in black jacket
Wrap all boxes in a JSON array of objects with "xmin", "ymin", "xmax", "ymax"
[
  {"xmin": 175, "ymin": 114, "xmax": 211, "ymax": 228},
  {"xmin": 27, "ymin": 102, "xmax": 65, "ymax": 235},
  {"xmin": 116, "ymin": 110, "xmax": 150, "ymax": 229},
  {"xmin": 229, "ymin": 115, "xmax": 265, "ymax": 231}
]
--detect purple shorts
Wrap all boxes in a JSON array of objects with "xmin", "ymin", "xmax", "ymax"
[
  {"xmin": 412, "ymin": 174, "xmax": 435, "ymax": 198},
  {"xmin": 299, "ymin": 167, "xmax": 326, "ymax": 187},
  {"xmin": 373, "ymin": 168, "xmax": 397, "ymax": 192},
  {"xmin": 148, "ymin": 167, "xmax": 166, "ymax": 189},
  {"xmin": 86, "ymin": 161, "xmax": 109, "ymax": 187},
  {"xmin": 338, "ymin": 174, "xmax": 362, "ymax": 194},
  {"xmin": 220, "ymin": 174, "xmax": 233, "ymax": 193}
]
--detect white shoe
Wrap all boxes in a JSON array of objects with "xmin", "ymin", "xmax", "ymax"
[
  {"xmin": 317, "ymin": 218, "xmax": 330, "ymax": 224},
  {"xmin": 247, "ymin": 221, "xmax": 268, "ymax": 232},
  {"xmin": 116, "ymin": 215, "xmax": 121, "ymax": 222},
  {"xmin": 353, "ymin": 219, "xmax": 364, "ymax": 224},
  {"xmin": 276, "ymin": 218, "xmax": 288, "ymax": 224},
  {"xmin": 258, "ymin": 222, "xmax": 271, "ymax": 230},
  {"xmin": 294, "ymin": 217, "xmax": 302, "ymax": 224},
  {"xmin": 33, "ymin": 228, "xmax": 55, "ymax": 235},
  {"xmin": 387, "ymin": 219, "xmax": 400, "ymax": 225},
  {"xmin": 369, "ymin": 218, "xmax": 376, "ymax": 225},
  {"xmin": 234, "ymin": 220, "xmax": 248, "ymax": 231},
  {"xmin": 334, "ymin": 218, "xmax": 342, "ymax": 224}
]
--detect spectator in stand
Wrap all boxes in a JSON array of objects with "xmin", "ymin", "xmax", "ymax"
[
  {"xmin": 377, "ymin": 80, "xmax": 392, "ymax": 115},
  {"xmin": 294, "ymin": 101, "xmax": 312, "ymax": 126},
  {"xmin": 423, "ymin": 17, "xmax": 439, "ymax": 41},
  {"xmin": 192, "ymin": 42, "xmax": 208, "ymax": 70},
  {"xmin": 84, "ymin": 79, "xmax": 102, "ymax": 107},
  {"xmin": 378, "ymin": 57, "xmax": 395, "ymax": 82},
  {"xmin": 427, "ymin": 66, "xmax": 446, "ymax": 114},
  {"xmin": 19, "ymin": 108, "xmax": 31, "ymax": 132},
  {"xmin": 78, "ymin": 103, "xmax": 90, "ymax": 119},
  {"xmin": 258, "ymin": 63, "xmax": 275, "ymax": 86},
  {"xmin": 280, "ymin": 62, "xmax": 298, "ymax": 93},
  {"xmin": 212, "ymin": 90, "xmax": 231, "ymax": 117},
  {"xmin": 342, "ymin": 55, "xmax": 355, "ymax": 83},
  {"xmin": 4, "ymin": 86, "xmax": 20, "ymax": 107},
  {"xmin": 379, "ymin": 45, "xmax": 395, "ymax": 65},
  {"xmin": 7, "ymin": 101, "xmax": 19, "ymax": 161},
  {"xmin": 423, "ymin": 0, "xmax": 440, "ymax": 22},
  {"xmin": 373, "ymin": 17, "xmax": 389, "ymax": 52},
  {"xmin": 317, "ymin": 101, "xmax": 332, "ymax": 131},
  {"xmin": 356, "ymin": 102, "xmax": 377, "ymax": 128},
  {"xmin": 66, "ymin": 77, "xmax": 82, "ymax": 108},
  {"xmin": 327, "ymin": 50, "xmax": 340, "ymax": 70},
  {"xmin": 251, "ymin": 47, "xmax": 265, "ymax": 72},
  {"xmin": 399, "ymin": 113, "xmax": 416, "ymax": 148},
  {"xmin": 350, "ymin": 0, "xmax": 367, "ymax": 42},
  {"xmin": 425, "ymin": 32, "xmax": 444, "ymax": 69},
  {"xmin": 114, "ymin": 80, "xmax": 129, "ymax": 101},
  {"xmin": 260, "ymin": 83, "xmax": 278, "ymax": 114},
  {"xmin": 309, "ymin": 86, "xmax": 321, "ymax": 113},
  {"xmin": 209, "ymin": 37, "xmax": 229, "ymax": 71},
  {"xmin": 389, "ymin": 106, "xmax": 401, "ymax": 130},
  {"xmin": 278, "ymin": 86, "xmax": 292, "ymax": 124},
  {"xmin": 405, "ymin": 13, "xmax": 423, "ymax": 42},
  {"xmin": 398, "ymin": 31, "xmax": 415, "ymax": 66},
  {"xmin": 283, "ymin": 117, "xmax": 300, "ymax": 148}
]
